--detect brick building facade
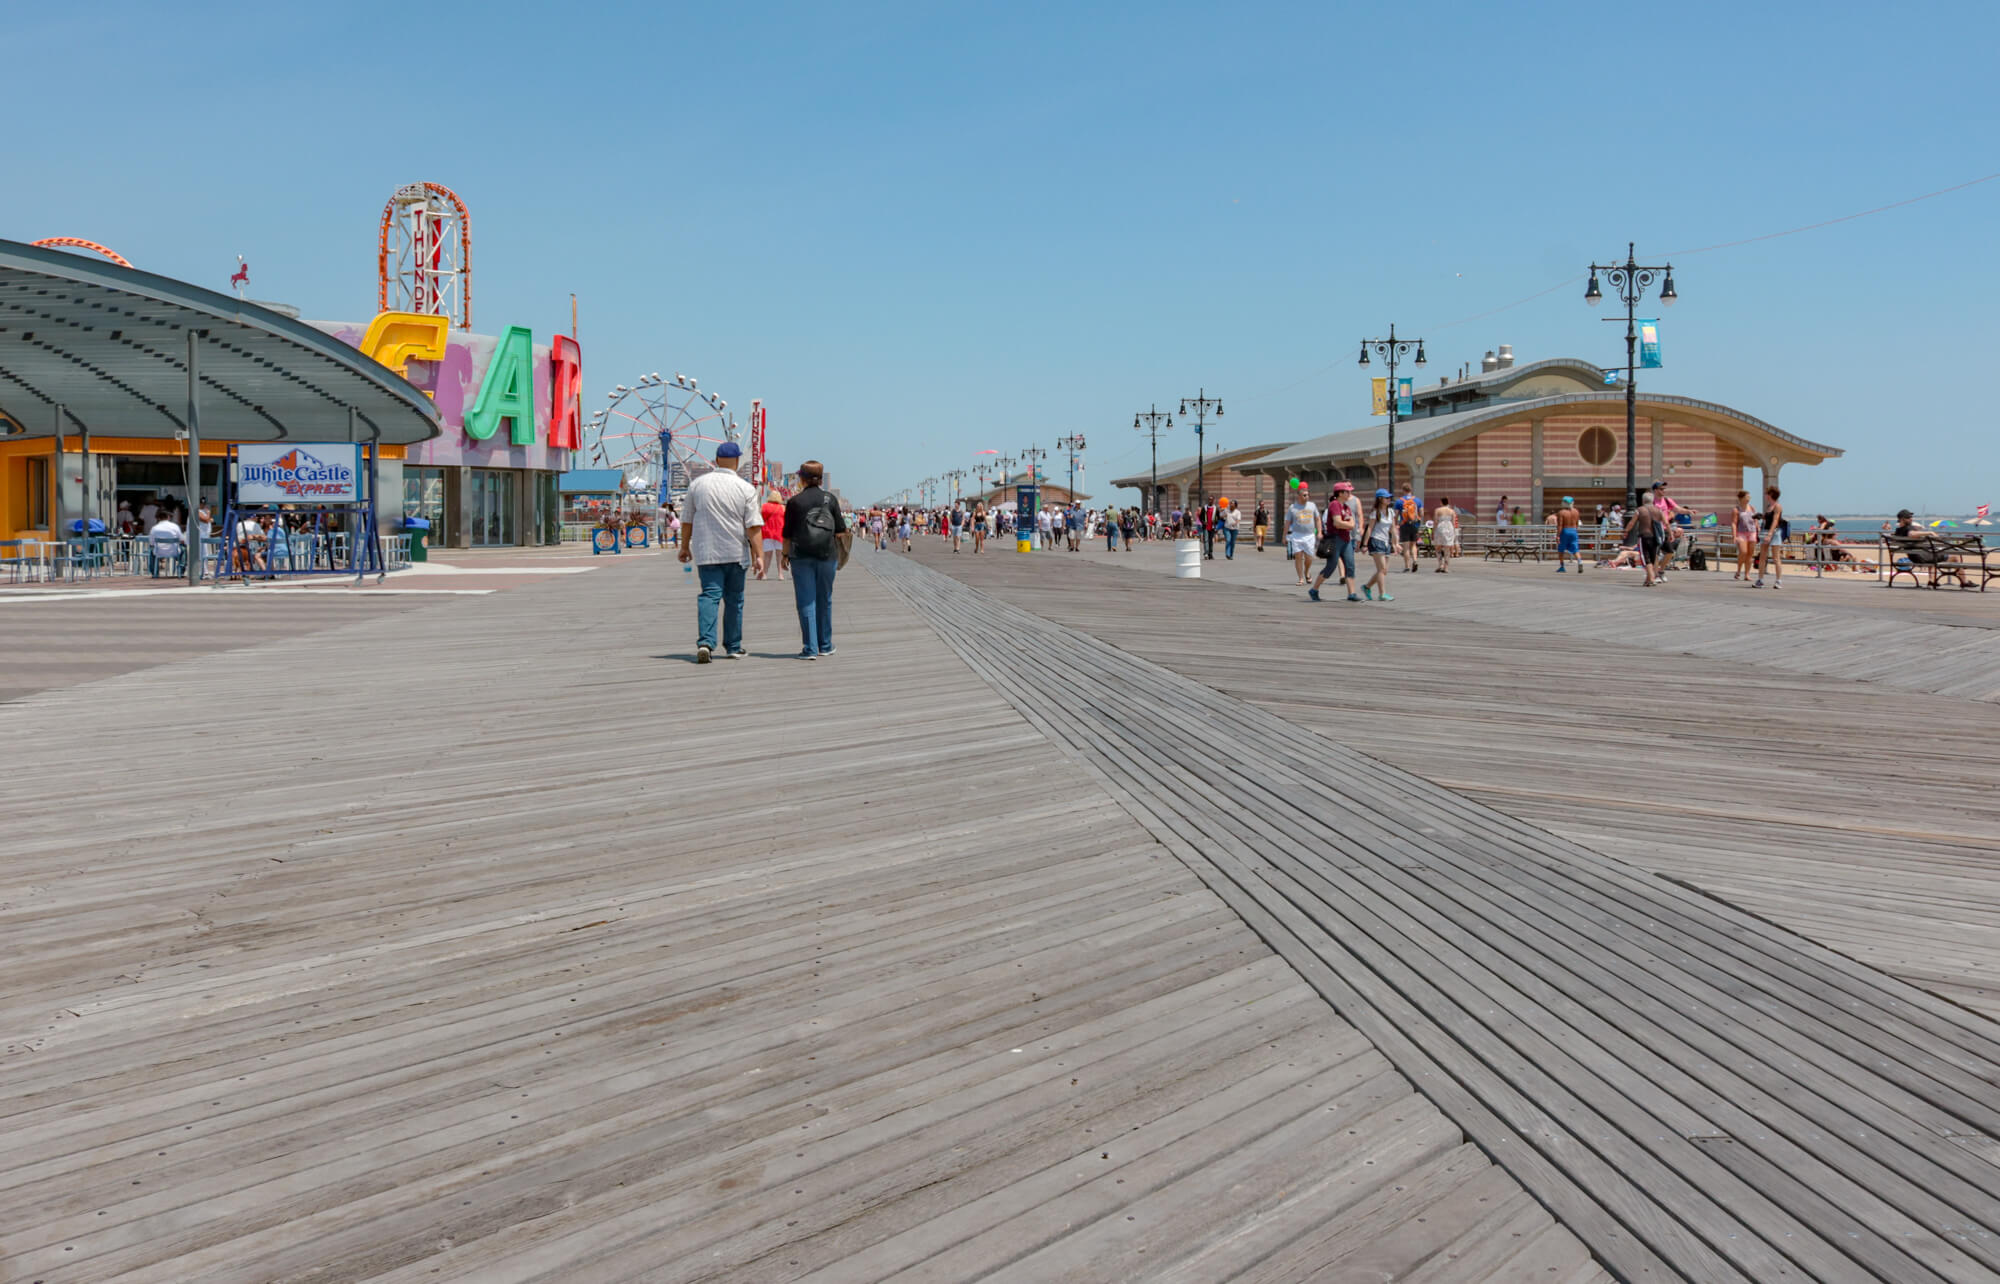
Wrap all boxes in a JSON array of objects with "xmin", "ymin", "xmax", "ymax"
[{"xmin": 1237, "ymin": 357, "xmax": 1839, "ymax": 526}]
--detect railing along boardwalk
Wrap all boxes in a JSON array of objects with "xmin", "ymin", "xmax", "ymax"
[
  {"xmin": 873, "ymin": 547, "xmax": 2000, "ymax": 1284},
  {"xmin": 0, "ymin": 557, "xmax": 1603, "ymax": 1283}
]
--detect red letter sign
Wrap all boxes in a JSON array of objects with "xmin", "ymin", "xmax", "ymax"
[{"xmin": 548, "ymin": 334, "xmax": 583, "ymax": 449}]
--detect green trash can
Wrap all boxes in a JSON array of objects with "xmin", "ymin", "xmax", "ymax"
[{"xmin": 405, "ymin": 516, "xmax": 431, "ymax": 562}]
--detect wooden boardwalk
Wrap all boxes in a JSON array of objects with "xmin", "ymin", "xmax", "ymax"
[
  {"xmin": 883, "ymin": 544, "xmax": 2000, "ymax": 1283},
  {"xmin": 0, "ymin": 557, "xmax": 1602, "ymax": 1282},
  {"xmin": 992, "ymin": 541, "xmax": 2000, "ymax": 1020}
]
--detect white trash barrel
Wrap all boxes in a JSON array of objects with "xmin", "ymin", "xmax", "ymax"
[{"xmin": 1175, "ymin": 539, "xmax": 1202, "ymax": 579}]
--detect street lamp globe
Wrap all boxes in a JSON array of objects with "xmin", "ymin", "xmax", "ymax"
[
  {"xmin": 1358, "ymin": 342, "xmax": 1371, "ymax": 366},
  {"xmin": 1660, "ymin": 272, "xmax": 1678, "ymax": 306}
]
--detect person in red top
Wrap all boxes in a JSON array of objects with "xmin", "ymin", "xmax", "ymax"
[{"xmin": 758, "ymin": 491, "xmax": 788, "ymax": 580}]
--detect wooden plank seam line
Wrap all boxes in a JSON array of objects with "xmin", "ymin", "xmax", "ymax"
[{"xmin": 866, "ymin": 550, "xmax": 2000, "ymax": 1284}]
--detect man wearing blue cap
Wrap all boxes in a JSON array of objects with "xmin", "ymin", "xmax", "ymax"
[
  {"xmin": 678, "ymin": 441, "xmax": 763, "ymax": 662},
  {"xmin": 1554, "ymin": 496, "xmax": 1583, "ymax": 573}
]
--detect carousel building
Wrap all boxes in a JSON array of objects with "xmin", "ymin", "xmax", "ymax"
[{"xmin": 1238, "ymin": 349, "xmax": 1842, "ymax": 522}]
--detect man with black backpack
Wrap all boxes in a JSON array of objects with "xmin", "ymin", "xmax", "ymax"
[{"xmin": 781, "ymin": 460, "xmax": 851, "ymax": 660}]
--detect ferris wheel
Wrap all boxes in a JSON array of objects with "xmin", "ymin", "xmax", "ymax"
[{"xmin": 584, "ymin": 372, "xmax": 740, "ymax": 503}]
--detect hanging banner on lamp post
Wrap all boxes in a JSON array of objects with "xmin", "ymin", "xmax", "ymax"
[
  {"xmin": 1396, "ymin": 376, "xmax": 1413, "ymax": 416},
  {"xmin": 1639, "ymin": 319, "xmax": 1663, "ymax": 369},
  {"xmin": 1371, "ymin": 378, "xmax": 1388, "ymax": 416}
]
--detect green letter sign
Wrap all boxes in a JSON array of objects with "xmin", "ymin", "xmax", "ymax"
[{"xmin": 464, "ymin": 326, "xmax": 537, "ymax": 444}]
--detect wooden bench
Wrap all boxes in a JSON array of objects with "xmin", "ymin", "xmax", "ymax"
[
  {"xmin": 1483, "ymin": 536, "xmax": 1542, "ymax": 563},
  {"xmin": 1883, "ymin": 533, "xmax": 1995, "ymax": 590}
]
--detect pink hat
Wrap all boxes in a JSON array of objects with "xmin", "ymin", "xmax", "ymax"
[{"xmin": 1332, "ymin": 481, "xmax": 1354, "ymax": 492}]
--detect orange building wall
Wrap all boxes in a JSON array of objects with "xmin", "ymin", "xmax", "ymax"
[{"xmin": 0, "ymin": 438, "xmax": 409, "ymax": 540}]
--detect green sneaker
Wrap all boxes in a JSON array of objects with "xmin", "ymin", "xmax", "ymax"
[
  {"xmin": 1362, "ymin": 586, "xmax": 1373, "ymax": 600},
  {"xmin": 1380, "ymin": 592, "xmax": 1394, "ymax": 601}
]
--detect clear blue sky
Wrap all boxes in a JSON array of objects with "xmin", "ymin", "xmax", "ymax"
[{"xmin": 8, "ymin": 1, "xmax": 1996, "ymax": 512}]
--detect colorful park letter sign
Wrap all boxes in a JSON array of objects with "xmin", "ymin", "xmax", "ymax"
[
  {"xmin": 238, "ymin": 443, "xmax": 361, "ymax": 503},
  {"xmin": 1639, "ymin": 319, "xmax": 1662, "ymax": 369},
  {"xmin": 463, "ymin": 326, "xmax": 538, "ymax": 444},
  {"xmin": 548, "ymin": 335, "xmax": 582, "ymax": 450}
]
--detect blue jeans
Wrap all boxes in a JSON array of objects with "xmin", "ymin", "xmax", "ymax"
[
  {"xmin": 1224, "ymin": 527, "xmax": 1237, "ymax": 558},
  {"xmin": 791, "ymin": 556, "xmax": 837, "ymax": 654},
  {"xmin": 696, "ymin": 562, "xmax": 746, "ymax": 652}
]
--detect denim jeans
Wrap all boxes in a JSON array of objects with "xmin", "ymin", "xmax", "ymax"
[
  {"xmin": 696, "ymin": 562, "xmax": 747, "ymax": 652},
  {"xmin": 791, "ymin": 556, "xmax": 837, "ymax": 654},
  {"xmin": 1224, "ymin": 527, "xmax": 1237, "ymax": 558}
]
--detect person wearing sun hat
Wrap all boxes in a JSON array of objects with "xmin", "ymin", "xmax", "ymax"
[
  {"xmin": 679, "ymin": 441, "xmax": 763, "ymax": 662},
  {"xmin": 1308, "ymin": 480, "xmax": 1361, "ymax": 601}
]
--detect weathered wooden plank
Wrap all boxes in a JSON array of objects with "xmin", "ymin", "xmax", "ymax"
[{"xmin": 879, "ymin": 546, "xmax": 2000, "ymax": 1284}]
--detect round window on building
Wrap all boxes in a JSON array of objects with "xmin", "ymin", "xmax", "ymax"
[{"xmin": 1578, "ymin": 426, "xmax": 1616, "ymax": 466}]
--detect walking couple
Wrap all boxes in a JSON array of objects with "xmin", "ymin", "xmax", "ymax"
[{"xmin": 680, "ymin": 446, "xmax": 853, "ymax": 662}]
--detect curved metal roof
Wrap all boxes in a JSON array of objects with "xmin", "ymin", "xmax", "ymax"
[
  {"xmin": 1107, "ymin": 441, "xmax": 1295, "ymax": 490},
  {"xmin": 1408, "ymin": 356, "xmax": 1610, "ymax": 405},
  {"xmin": 1246, "ymin": 390, "xmax": 1842, "ymax": 474},
  {"xmin": 0, "ymin": 238, "xmax": 440, "ymax": 444}
]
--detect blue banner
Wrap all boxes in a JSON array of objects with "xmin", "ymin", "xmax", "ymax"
[
  {"xmin": 1017, "ymin": 484, "xmax": 1038, "ymax": 525},
  {"xmin": 1396, "ymin": 376, "xmax": 1413, "ymax": 416},
  {"xmin": 1639, "ymin": 319, "xmax": 1662, "ymax": 369}
]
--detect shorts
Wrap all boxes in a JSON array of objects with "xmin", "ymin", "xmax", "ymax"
[
  {"xmin": 1398, "ymin": 522, "xmax": 1419, "ymax": 543},
  {"xmin": 1367, "ymin": 537, "xmax": 1392, "ymax": 556},
  {"xmin": 1321, "ymin": 539, "xmax": 1355, "ymax": 579},
  {"xmin": 1640, "ymin": 535, "xmax": 1660, "ymax": 561},
  {"xmin": 1287, "ymin": 532, "xmax": 1315, "ymax": 555},
  {"xmin": 762, "ymin": 539, "xmax": 783, "ymax": 552},
  {"xmin": 1558, "ymin": 529, "xmax": 1580, "ymax": 555}
]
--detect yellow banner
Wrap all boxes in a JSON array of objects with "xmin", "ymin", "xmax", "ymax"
[{"xmin": 1371, "ymin": 377, "xmax": 1388, "ymax": 416}]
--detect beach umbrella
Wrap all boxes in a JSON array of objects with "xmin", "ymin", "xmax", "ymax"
[{"xmin": 1968, "ymin": 518, "xmax": 1994, "ymax": 526}]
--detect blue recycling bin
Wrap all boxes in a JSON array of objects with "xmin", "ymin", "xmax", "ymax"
[{"xmin": 404, "ymin": 516, "xmax": 431, "ymax": 562}]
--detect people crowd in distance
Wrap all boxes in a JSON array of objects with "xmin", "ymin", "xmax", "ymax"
[{"xmin": 661, "ymin": 474, "xmax": 1936, "ymax": 670}]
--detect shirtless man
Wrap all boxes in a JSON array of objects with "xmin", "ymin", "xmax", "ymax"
[
  {"xmin": 1623, "ymin": 492, "xmax": 1664, "ymax": 587},
  {"xmin": 1554, "ymin": 496, "xmax": 1583, "ymax": 574}
]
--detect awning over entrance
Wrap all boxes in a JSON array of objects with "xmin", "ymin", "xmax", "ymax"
[{"xmin": 0, "ymin": 239, "xmax": 440, "ymax": 444}]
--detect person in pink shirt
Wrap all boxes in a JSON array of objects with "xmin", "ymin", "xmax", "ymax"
[{"xmin": 758, "ymin": 492, "xmax": 787, "ymax": 580}]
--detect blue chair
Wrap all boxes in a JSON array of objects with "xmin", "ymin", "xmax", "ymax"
[
  {"xmin": 0, "ymin": 540, "xmax": 32, "ymax": 583},
  {"xmin": 63, "ymin": 537, "xmax": 110, "ymax": 580}
]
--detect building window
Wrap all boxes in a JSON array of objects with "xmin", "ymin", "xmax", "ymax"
[
  {"xmin": 1578, "ymin": 426, "xmax": 1616, "ymax": 466},
  {"xmin": 403, "ymin": 467, "xmax": 446, "ymax": 528},
  {"xmin": 469, "ymin": 468, "xmax": 517, "ymax": 546},
  {"xmin": 25, "ymin": 456, "xmax": 49, "ymax": 528}
]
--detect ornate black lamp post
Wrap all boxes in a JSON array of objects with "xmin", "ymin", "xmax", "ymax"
[
  {"xmin": 1179, "ymin": 389, "xmax": 1222, "ymax": 556},
  {"xmin": 1586, "ymin": 242, "xmax": 1677, "ymax": 510},
  {"xmin": 1134, "ymin": 404, "xmax": 1173, "ymax": 516},
  {"xmin": 1358, "ymin": 324, "xmax": 1426, "ymax": 495}
]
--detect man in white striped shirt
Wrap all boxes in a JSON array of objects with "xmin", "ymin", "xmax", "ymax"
[{"xmin": 678, "ymin": 443, "xmax": 763, "ymax": 663}]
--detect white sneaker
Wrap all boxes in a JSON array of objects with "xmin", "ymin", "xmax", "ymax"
[{"xmin": 696, "ymin": 645, "xmax": 713, "ymax": 662}]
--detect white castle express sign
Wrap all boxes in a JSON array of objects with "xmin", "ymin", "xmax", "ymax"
[{"xmin": 237, "ymin": 443, "xmax": 362, "ymax": 503}]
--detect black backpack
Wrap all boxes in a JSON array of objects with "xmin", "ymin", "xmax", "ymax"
[
  {"xmin": 791, "ymin": 492, "xmax": 840, "ymax": 559},
  {"xmin": 1689, "ymin": 546, "xmax": 1708, "ymax": 571}
]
